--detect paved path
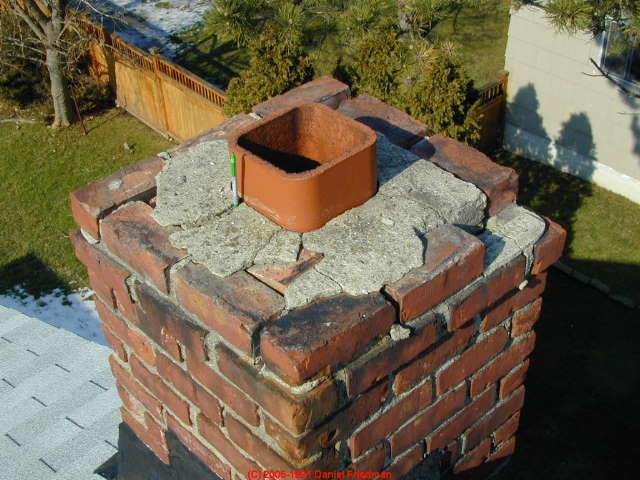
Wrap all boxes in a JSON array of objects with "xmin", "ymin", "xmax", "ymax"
[{"xmin": 0, "ymin": 305, "xmax": 120, "ymax": 480}]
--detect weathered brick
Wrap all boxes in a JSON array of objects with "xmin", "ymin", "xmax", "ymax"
[
  {"xmin": 224, "ymin": 412, "xmax": 293, "ymax": 470},
  {"xmin": 511, "ymin": 298, "xmax": 543, "ymax": 337},
  {"xmin": 338, "ymin": 94, "xmax": 428, "ymax": 148},
  {"xmin": 70, "ymin": 229, "xmax": 136, "ymax": 320},
  {"xmin": 499, "ymin": 360, "xmax": 530, "ymax": 400},
  {"xmin": 531, "ymin": 218, "xmax": 567, "ymax": 274},
  {"xmin": 261, "ymin": 293, "xmax": 395, "ymax": 385},
  {"xmin": 390, "ymin": 384, "xmax": 466, "ymax": 456},
  {"xmin": 437, "ymin": 327, "xmax": 508, "ymax": 395},
  {"xmin": 387, "ymin": 443, "xmax": 425, "ymax": 478},
  {"xmin": 130, "ymin": 355, "xmax": 192, "ymax": 425},
  {"xmin": 412, "ymin": 135, "xmax": 518, "ymax": 215},
  {"xmin": 70, "ymin": 155, "xmax": 164, "ymax": 239},
  {"xmin": 446, "ymin": 440, "xmax": 461, "ymax": 466},
  {"xmin": 101, "ymin": 201, "xmax": 187, "ymax": 293},
  {"xmin": 102, "ymin": 324, "xmax": 128, "ymax": 362},
  {"xmin": 253, "ymin": 76, "xmax": 350, "ymax": 117},
  {"xmin": 174, "ymin": 262, "xmax": 284, "ymax": 355},
  {"xmin": 427, "ymin": 386, "xmax": 496, "ymax": 452},
  {"xmin": 489, "ymin": 436, "xmax": 516, "ymax": 462},
  {"xmin": 449, "ymin": 256, "xmax": 526, "ymax": 331},
  {"xmin": 265, "ymin": 381, "xmax": 389, "ymax": 461},
  {"xmin": 480, "ymin": 273, "xmax": 547, "ymax": 332},
  {"xmin": 345, "ymin": 313, "xmax": 438, "ymax": 397},
  {"xmin": 116, "ymin": 383, "xmax": 143, "ymax": 416},
  {"xmin": 465, "ymin": 386, "xmax": 525, "ymax": 450},
  {"xmin": 166, "ymin": 414, "xmax": 232, "ymax": 480},
  {"xmin": 454, "ymin": 437, "xmax": 491, "ymax": 473},
  {"xmin": 185, "ymin": 351, "xmax": 260, "ymax": 426},
  {"xmin": 247, "ymin": 249, "xmax": 323, "ymax": 294},
  {"xmin": 394, "ymin": 322, "xmax": 475, "ymax": 395},
  {"xmin": 197, "ymin": 413, "xmax": 260, "ymax": 475},
  {"xmin": 120, "ymin": 407, "xmax": 169, "ymax": 464},
  {"xmin": 350, "ymin": 380, "xmax": 432, "ymax": 458},
  {"xmin": 216, "ymin": 344, "xmax": 338, "ymax": 435},
  {"xmin": 96, "ymin": 299, "xmax": 156, "ymax": 366},
  {"xmin": 156, "ymin": 353, "xmax": 223, "ymax": 424},
  {"xmin": 350, "ymin": 441, "xmax": 389, "ymax": 473},
  {"xmin": 494, "ymin": 411, "xmax": 520, "ymax": 445},
  {"xmin": 109, "ymin": 355, "xmax": 163, "ymax": 421},
  {"xmin": 135, "ymin": 282, "xmax": 208, "ymax": 361},
  {"xmin": 385, "ymin": 225, "xmax": 485, "ymax": 322},
  {"xmin": 470, "ymin": 333, "xmax": 536, "ymax": 396}
]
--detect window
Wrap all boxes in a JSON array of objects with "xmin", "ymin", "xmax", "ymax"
[{"xmin": 600, "ymin": 21, "xmax": 640, "ymax": 85}]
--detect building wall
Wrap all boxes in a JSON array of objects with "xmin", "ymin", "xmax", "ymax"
[{"xmin": 504, "ymin": 5, "xmax": 640, "ymax": 203}]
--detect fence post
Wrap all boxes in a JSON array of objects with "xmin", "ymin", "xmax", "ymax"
[{"xmin": 151, "ymin": 49, "xmax": 172, "ymax": 139}]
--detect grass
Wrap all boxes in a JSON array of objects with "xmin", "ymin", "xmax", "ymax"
[
  {"xmin": 429, "ymin": 0, "xmax": 512, "ymax": 86},
  {"xmin": 0, "ymin": 101, "xmax": 173, "ymax": 297},
  {"xmin": 493, "ymin": 150, "xmax": 640, "ymax": 305}
]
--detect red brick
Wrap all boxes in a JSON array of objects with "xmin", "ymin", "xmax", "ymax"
[
  {"xmin": 184, "ymin": 351, "xmax": 260, "ymax": 426},
  {"xmin": 470, "ymin": 333, "xmax": 536, "ymax": 396},
  {"xmin": 480, "ymin": 273, "xmax": 547, "ymax": 332},
  {"xmin": 413, "ymin": 135, "xmax": 518, "ymax": 215},
  {"xmin": 427, "ymin": 386, "xmax": 496, "ymax": 452},
  {"xmin": 156, "ymin": 353, "xmax": 223, "ymax": 424},
  {"xmin": 96, "ymin": 299, "xmax": 156, "ymax": 366},
  {"xmin": 494, "ymin": 412, "xmax": 520, "ymax": 445},
  {"xmin": 512, "ymin": 298, "xmax": 543, "ymax": 337},
  {"xmin": 109, "ymin": 355, "xmax": 163, "ymax": 421},
  {"xmin": 390, "ymin": 384, "xmax": 466, "ymax": 456},
  {"xmin": 247, "ymin": 249, "xmax": 323, "ymax": 294},
  {"xmin": 216, "ymin": 344, "xmax": 338, "ymax": 435},
  {"xmin": 446, "ymin": 440, "xmax": 461, "ymax": 466},
  {"xmin": 454, "ymin": 437, "xmax": 490, "ymax": 473},
  {"xmin": 394, "ymin": 322, "xmax": 475, "ymax": 395},
  {"xmin": 531, "ymin": 218, "xmax": 567, "ymax": 274},
  {"xmin": 121, "ymin": 407, "xmax": 169, "ymax": 464},
  {"xmin": 449, "ymin": 256, "xmax": 526, "ymax": 331},
  {"xmin": 499, "ymin": 360, "xmax": 530, "ymax": 400},
  {"xmin": 261, "ymin": 293, "xmax": 395, "ymax": 385},
  {"xmin": 465, "ymin": 386, "xmax": 525, "ymax": 450},
  {"xmin": 349, "ymin": 380, "xmax": 432, "ymax": 458},
  {"xmin": 166, "ymin": 414, "xmax": 232, "ymax": 480},
  {"xmin": 338, "ymin": 94, "xmax": 428, "ymax": 148},
  {"xmin": 174, "ymin": 262, "xmax": 283, "ymax": 355},
  {"xmin": 437, "ymin": 328, "xmax": 508, "ymax": 395},
  {"xmin": 197, "ymin": 413, "xmax": 260, "ymax": 476},
  {"xmin": 100, "ymin": 201, "xmax": 187, "ymax": 293},
  {"xmin": 130, "ymin": 355, "xmax": 192, "ymax": 425},
  {"xmin": 135, "ymin": 282, "xmax": 208, "ymax": 361},
  {"xmin": 488, "ymin": 436, "xmax": 516, "ymax": 461},
  {"xmin": 116, "ymin": 384, "xmax": 142, "ymax": 416},
  {"xmin": 265, "ymin": 381, "xmax": 389, "ymax": 461},
  {"xmin": 224, "ymin": 412, "xmax": 293, "ymax": 470},
  {"xmin": 70, "ymin": 155, "xmax": 164, "ymax": 239},
  {"xmin": 386, "ymin": 226, "xmax": 485, "ymax": 322},
  {"xmin": 387, "ymin": 443, "xmax": 425, "ymax": 478},
  {"xmin": 345, "ymin": 313, "xmax": 438, "ymax": 397},
  {"xmin": 70, "ymin": 229, "xmax": 137, "ymax": 320},
  {"xmin": 253, "ymin": 76, "xmax": 350, "ymax": 117},
  {"xmin": 350, "ymin": 441, "xmax": 389, "ymax": 472},
  {"xmin": 102, "ymin": 324, "xmax": 128, "ymax": 362}
]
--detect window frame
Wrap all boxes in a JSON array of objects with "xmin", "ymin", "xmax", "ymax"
[{"xmin": 599, "ymin": 20, "xmax": 640, "ymax": 88}]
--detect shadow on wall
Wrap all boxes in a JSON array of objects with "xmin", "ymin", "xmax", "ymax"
[
  {"xmin": 501, "ymin": 84, "xmax": 595, "ymax": 258},
  {"xmin": 616, "ymin": 86, "xmax": 640, "ymax": 168}
]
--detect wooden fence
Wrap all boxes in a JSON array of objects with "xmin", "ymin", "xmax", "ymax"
[
  {"xmin": 477, "ymin": 70, "xmax": 509, "ymax": 152},
  {"xmin": 86, "ymin": 23, "xmax": 227, "ymax": 142}
]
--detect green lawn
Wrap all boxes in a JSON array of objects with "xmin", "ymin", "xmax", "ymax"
[
  {"xmin": 0, "ymin": 101, "xmax": 173, "ymax": 297},
  {"xmin": 493, "ymin": 151, "xmax": 640, "ymax": 305}
]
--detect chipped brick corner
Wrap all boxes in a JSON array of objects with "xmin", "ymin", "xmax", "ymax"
[{"xmin": 69, "ymin": 78, "xmax": 566, "ymax": 479}]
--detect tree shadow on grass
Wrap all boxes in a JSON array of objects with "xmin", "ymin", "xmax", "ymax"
[{"xmin": 0, "ymin": 253, "xmax": 72, "ymax": 299}]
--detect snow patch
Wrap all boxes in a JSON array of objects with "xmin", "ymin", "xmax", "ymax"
[{"xmin": 0, "ymin": 286, "xmax": 107, "ymax": 346}]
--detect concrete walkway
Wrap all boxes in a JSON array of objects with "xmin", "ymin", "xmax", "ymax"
[{"xmin": 0, "ymin": 305, "xmax": 120, "ymax": 480}]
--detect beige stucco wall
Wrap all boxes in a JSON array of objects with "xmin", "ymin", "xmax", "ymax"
[{"xmin": 504, "ymin": 5, "xmax": 640, "ymax": 203}]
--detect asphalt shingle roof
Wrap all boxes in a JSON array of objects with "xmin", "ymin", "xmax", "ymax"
[{"xmin": 0, "ymin": 305, "xmax": 120, "ymax": 480}]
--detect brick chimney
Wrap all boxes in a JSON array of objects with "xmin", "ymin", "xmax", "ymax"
[{"xmin": 70, "ymin": 77, "xmax": 566, "ymax": 479}]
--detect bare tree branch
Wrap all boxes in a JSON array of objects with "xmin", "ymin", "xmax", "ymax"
[
  {"xmin": 8, "ymin": 0, "xmax": 46, "ymax": 41},
  {"xmin": 588, "ymin": 57, "xmax": 640, "ymax": 99}
]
